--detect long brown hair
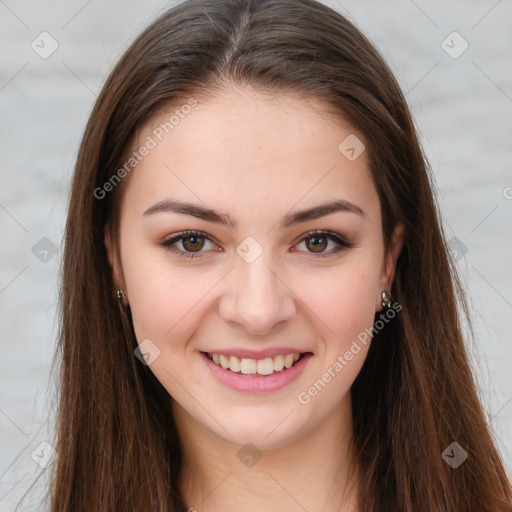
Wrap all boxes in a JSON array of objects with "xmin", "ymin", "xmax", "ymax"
[{"xmin": 46, "ymin": 0, "xmax": 512, "ymax": 510}]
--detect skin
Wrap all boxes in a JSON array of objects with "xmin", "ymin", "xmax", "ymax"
[{"xmin": 105, "ymin": 84, "xmax": 405, "ymax": 512}]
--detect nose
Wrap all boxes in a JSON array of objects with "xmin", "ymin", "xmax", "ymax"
[{"xmin": 218, "ymin": 252, "xmax": 296, "ymax": 335}]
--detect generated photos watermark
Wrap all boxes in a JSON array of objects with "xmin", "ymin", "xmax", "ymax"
[
  {"xmin": 297, "ymin": 301, "xmax": 402, "ymax": 405},
  {"xmin": 94, "ymin": 97, "xmax": 198, "ymax": 200}
]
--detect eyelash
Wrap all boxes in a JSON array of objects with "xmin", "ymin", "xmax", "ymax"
[{"xmin": 160, "ymin": 230, "xmax": 355, "ymax": 259}]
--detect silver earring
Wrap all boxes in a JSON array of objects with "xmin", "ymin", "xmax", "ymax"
[
  {"xmin": 116, "ymin": 289, "xmax": 129, "ymax": 309},
  {"xmin": 381, "ymin": 290, "xmax": 392, "ymax": 309}
]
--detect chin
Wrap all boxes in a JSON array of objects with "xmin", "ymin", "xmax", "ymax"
[{"xmin": 210, "ymin": 410, "xmax": 305, "ymax": 450}]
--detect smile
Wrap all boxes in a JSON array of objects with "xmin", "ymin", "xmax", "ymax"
[
  {"xmin": 201, "ymin": 351, "xmax": 313, "ymax": 393},
  {"xmin": 206, "ymin": 352, "xmax": 303, "ymax": 376}
]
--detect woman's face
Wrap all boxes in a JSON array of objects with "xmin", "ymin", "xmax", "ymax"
[{"xmin": 106, "ymin": 85, "xmax": 403, "ymax": 449}]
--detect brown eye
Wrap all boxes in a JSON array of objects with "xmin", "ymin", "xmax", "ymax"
[
  {"xmin": 181, "ymin": 235, "xmax": 205, "ymax": 252},
  {"xmin": 305, "ymin": 235, "xmax": 328, "ymax": 253},
  {"xmin": 295, "ymin": 230, "xmax": 355, "ymax": 258},
  {"xmin": 160, "ymin": 231, "xmax": 216, "ymax": 259},
  {"xmin": 161, "ymin": 229, "xmax": 354, "ymax": 260}
]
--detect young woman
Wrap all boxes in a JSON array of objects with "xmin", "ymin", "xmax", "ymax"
[{"xmin": 46, "ymin": 0, "xmax": 512, "ymax": 510}]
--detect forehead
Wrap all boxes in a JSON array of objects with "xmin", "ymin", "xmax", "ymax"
[{"xmin": 121, "ymin": 86, "xmax": 380, "ymax": 226}]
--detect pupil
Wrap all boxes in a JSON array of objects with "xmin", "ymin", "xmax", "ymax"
[
  {"xmin": 309, "ymin": 236, "xmax": 326, "ymax": 252},
  {"xmin": 184, "ymin": 236, "xmax": 203, "ymax": 251}
]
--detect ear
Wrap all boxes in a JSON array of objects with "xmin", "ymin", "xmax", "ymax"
[
  {"xmin": 104, "ymin": 224, "xmax": 127, "ymax": 299},
  {"xmin": 377, "ymin": 221, "xmax": 405, "ymax": 311}
]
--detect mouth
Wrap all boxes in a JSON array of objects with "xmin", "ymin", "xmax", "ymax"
[{"xmin": 201, "ymin": 351, "xmax": 311, "ymax": 377}]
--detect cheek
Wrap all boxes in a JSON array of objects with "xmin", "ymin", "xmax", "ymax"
[
  {"xmin": 121, "ymin": 230, "xmax": 380, "ymax": 355},
  {"xmin": 118, "ymin": 236, "xmax": 180, "ymax": 338},
  {"xmin": 121, "ymin": 241, "xmax": 226, "ymax": 349},
  {"xmin": 125, "ymin": 264, "xmax": 207, "ymax": 341},
  {"xmin": 297, "ymin": 263, "xmax": 378, "ymax": 349},
  {"xmin": 291, "ymin": 264, "xmax": 379, "ymax": 416}
]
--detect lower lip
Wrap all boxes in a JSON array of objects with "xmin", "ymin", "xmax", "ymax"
[{"xmin": 200, "ymin": 352, "xmax": 313, "ymax": 394}]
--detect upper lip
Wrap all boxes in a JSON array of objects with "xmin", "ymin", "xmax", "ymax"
[{"xmin": 202, "ymin": 348, "xmax": 311, "ymax": 359}]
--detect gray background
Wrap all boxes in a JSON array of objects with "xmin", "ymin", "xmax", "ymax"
[{"xmin": 0, "ymin": 0, "xmax": 511, "ymax": 509}]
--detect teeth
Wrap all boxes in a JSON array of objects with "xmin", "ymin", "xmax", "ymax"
[
  {"xmin": 219, "ymin": 354, "xmax": 230, "ymax": 369},
  {"xmin": 208, "ymin": 352, "xmax": 304, "ymax": 376},
  {"xmin": 240, "ymin": 358, "xmax": 256, "ymax": 374},
  {"xmin": 273, "ymin": 354, "xmax": 284, "ymax": 372},
  {"xmin": 257, "ymin": 357, "xmax": 275, "ymax": 375},
  {"xmin": 230, "ymin": 355, "xmax": 241, "ymax": 372}
]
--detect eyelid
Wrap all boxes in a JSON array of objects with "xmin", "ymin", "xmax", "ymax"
[
  {"xmin": 291, "ymin": 230, "xmax": 355, "ymax": 260},
  {"xmin": 160, "ymin": 229, "xmax": 355, "ymax": 259},
  {"xmin": 160, "ymin": 230, "xmax": 218, "ymax": 258}
]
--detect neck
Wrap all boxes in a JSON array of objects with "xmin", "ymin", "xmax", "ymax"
[{"xmin": 172, "ymin": 394, "xmax": 360, "ymax": 512}]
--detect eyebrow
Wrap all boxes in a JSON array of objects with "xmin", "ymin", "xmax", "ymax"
[{"xmin": 143, "ymin": 198, "xmax": 366, "ymax": 229}]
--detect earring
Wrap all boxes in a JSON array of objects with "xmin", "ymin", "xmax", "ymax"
[
  {"xmin": 381, "ymin": 290, "xmax": 392, "ymax": 309},
  {"xmin": 116, "ymin": 289, "xmax": 130, "ymax": 309}
]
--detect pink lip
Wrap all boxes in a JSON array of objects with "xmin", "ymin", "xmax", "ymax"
[
  {"xmin": 203, "ymin": 347, "xmax": 309, "ymax": 359},
  {"xmin": 200, "ymin": 351, "xmax": 313, "ymax": 394}
]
